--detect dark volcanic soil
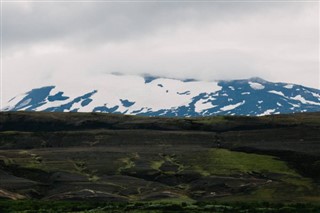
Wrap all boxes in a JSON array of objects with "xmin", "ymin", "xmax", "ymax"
[{"xmin": 0, "ymin": 111, "xmax": 319, "ymax": 202}]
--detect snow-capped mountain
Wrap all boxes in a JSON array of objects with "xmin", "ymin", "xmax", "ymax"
[{"xmin": 2, "ymin": 74, "xmax": 320, "ymax": 116}]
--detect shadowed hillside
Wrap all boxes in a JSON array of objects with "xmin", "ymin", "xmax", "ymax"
[{"xmin": 0, "ymin": 112, "xmax": 319, "ymax": 207}]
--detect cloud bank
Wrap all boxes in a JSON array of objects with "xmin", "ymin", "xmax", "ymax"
[{"xmin": 2, "ymin": 1, "xmax": 319, "ymax": 102}]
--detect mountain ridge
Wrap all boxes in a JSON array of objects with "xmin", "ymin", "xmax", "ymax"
[{"xmin": 2, "ymin": 74, "xmax": 320, "ymax": 116}]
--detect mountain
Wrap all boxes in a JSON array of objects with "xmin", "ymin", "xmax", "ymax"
[{"xmin": 2, "ymin": 74, "xmax": 320, "ymax": 116}]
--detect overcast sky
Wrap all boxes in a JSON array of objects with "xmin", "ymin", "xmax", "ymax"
[{"xmin": 1, "ymin": 1, "xmax": 319, "ymax": 103}]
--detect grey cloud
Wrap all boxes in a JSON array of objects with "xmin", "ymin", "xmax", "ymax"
[
  {"xmin": 3, "ymin": 2, "xmax": 305, "ymax": 49},
  {"xmin": 1, "ymin": 1, "xmax": 319, "ymax": 102}
]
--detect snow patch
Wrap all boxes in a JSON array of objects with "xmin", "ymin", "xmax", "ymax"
[
  {"xmin": 249, "ymin": 82, "xmax": 265, "ymax": 90},
  {"xmin": 268, "ymin": 90, "xmax": 285, "ymax": 97},
  {"xmin": 3, "ymin": 93, "xmax": 27, "ymax": 110},
  {"xmin": 292, "ymin": 95, "xmax": 320, "ymax": 106},
  {"xmin": 259, "ymin": 109, "xmax": 276, "ymax": 116},
  {"xmin": 194, "ymin": 100, "xmax": 217, "ymax": 113},
  {"xmin": 220, "ymin": 101, "xmax": 245, "ymax": 111},
  {"xmin": 289, "ymin": 102, "xmax": 300, "ymax": 108},
  {"xmin": 311, "ymin": 92, "xmax": 320, "ymax": 99},
  {"xmin": 284, "ymin": 84, "xmax": 294, "ymax": 89}
]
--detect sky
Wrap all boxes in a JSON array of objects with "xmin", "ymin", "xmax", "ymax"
[{"xmin": 1, "ymin": 0, "xmax": 319, "ymax": 104}]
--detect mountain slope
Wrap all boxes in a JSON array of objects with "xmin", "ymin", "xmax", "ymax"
[{"xmin": 3, "ymin": 74, "xmax": 320, "ymax": 116}]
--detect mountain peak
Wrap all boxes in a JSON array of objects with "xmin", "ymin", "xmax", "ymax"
[
  {"xmin": 2, "ymin": 74, "xmax": 320, "ymax": 116},
  {"xmin": 248, "ymin": 77, "xmax": 268, "ymax": 83}
]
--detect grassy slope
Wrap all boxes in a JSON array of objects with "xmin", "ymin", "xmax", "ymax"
[{"xmin": 0, "ymin": 111, "xmax": 319, "ymax": 205}]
